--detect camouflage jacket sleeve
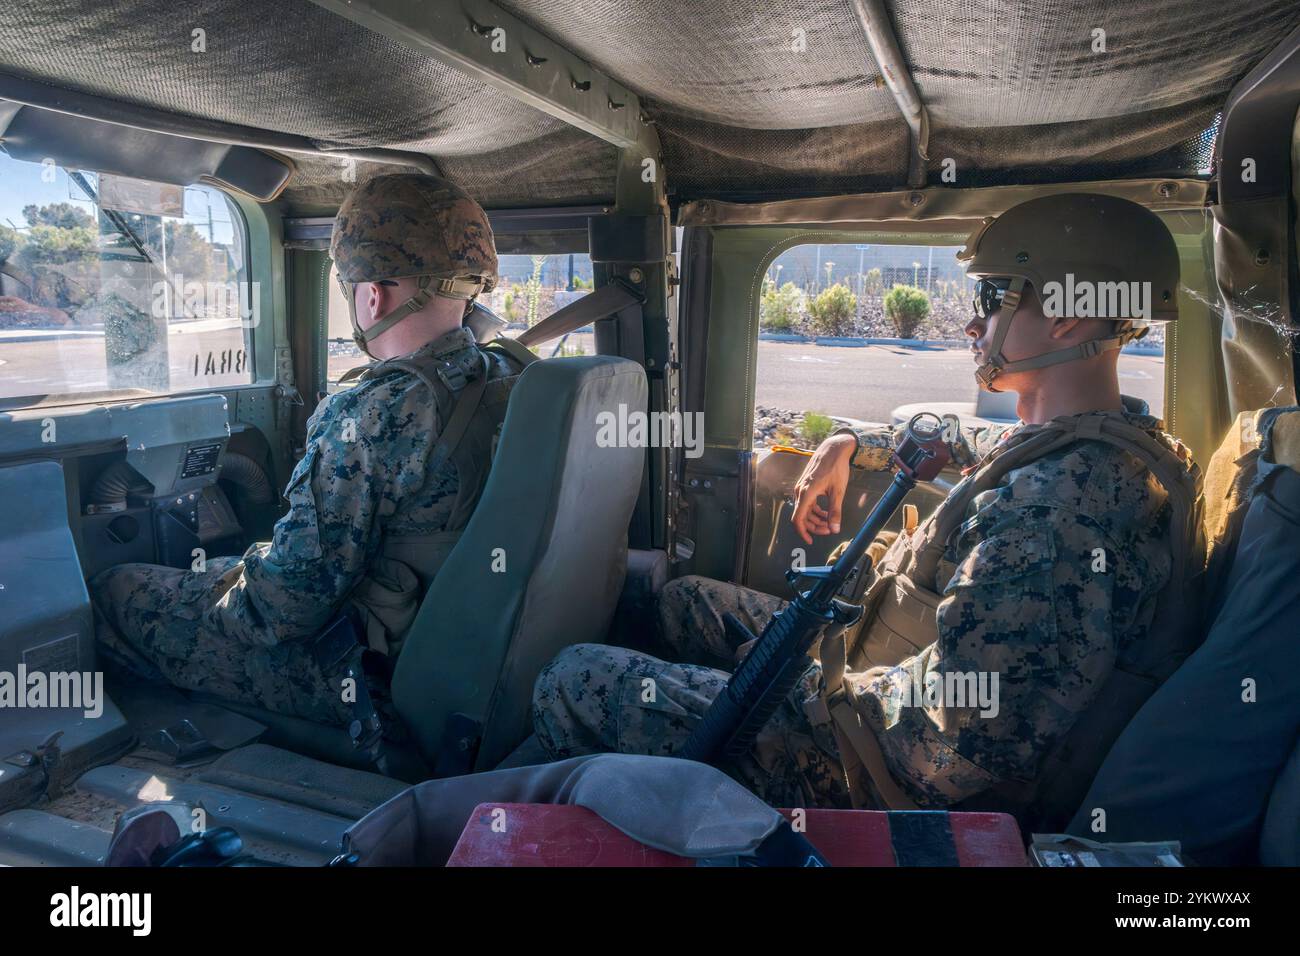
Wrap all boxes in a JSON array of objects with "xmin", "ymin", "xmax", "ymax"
[
  {"xmin": 846, "ymin": 505, "xmax": 1124, "ymax": 807},
  {"xmin": 221, "ymin": 379, "xmax": 444, "ymax": 645},
  {"xmin": 832, "ymin": 419, "xmax": 1012, "ymax": 472}
]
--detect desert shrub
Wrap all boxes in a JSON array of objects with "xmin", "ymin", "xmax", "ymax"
[
  {"xmin": 760, "ymin": 279, "xmax": 803, "ymax": 332},
  {"xmin": 883, "ymin": 284, "xmax": 931, "ymax": 338},
  {"xmin": 799, "ymin": 411, "xmax": 835, "ymax": 447},
  {"xmin": 807, "ymin": 283, "xmax": 857, "ymax": 336}
]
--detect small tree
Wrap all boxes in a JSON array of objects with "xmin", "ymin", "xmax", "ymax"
[
  {"xmin": 0, "ymin": 224, "xmax": 23, "ymax": 264},
  {"xmin": 760, "ymin": 279, "xmax": 803, "ymax": 332},
  {"xmin": 807, "ymin": 282, "xmax": 857, "ymax": 336},
  {"xmin": 864, "ymin": 268, "xmax": 883, "ymax": 297},
  {"xmin": 883, "ymin": 284, "xmax": 931, "ymax": 339},
  {"xmin": 525, "ymin": 255, "xmax": 546, "ymax": 326}
]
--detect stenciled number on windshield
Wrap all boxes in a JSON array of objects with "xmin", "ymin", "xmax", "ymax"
[{"xmin": 193, "ymin": 349, "xmax": 247, "ymax": 377}]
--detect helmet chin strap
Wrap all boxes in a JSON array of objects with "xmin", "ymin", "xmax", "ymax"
[
  {"xmin": 974, "ymin": 277, "xmax": 1143, "ymax": 392},
  {"xmin": 344, "ymin": 275, "xmax": 487, "ymax": 359}
]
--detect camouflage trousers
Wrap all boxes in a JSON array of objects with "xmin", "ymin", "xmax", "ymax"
[
  {"xmin": 532, "ymin": 575, "xmax": 853, "ymax": 809},
  {"xmin": 91, "ymin": 559, "xmax": 353, "ymax": 726}
]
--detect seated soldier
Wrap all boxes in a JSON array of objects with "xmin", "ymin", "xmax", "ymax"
[
  {"xmin": 92, "ymin": 174, "xmax": 528, "ymax": 725},
  {"xmin": 531, "ymin": 194, "xmax": 1206, "ymax": 830}
]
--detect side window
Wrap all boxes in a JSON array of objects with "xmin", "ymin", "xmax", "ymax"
[
  {"xmin": 0, "ymin": 154, "xmax": 255, "ymax": 403},
  {"xmin": 753, "ymin": 242, "xmax": 1166, "ymax": 450},
  {"xmin": 326, "ymin": 252, "xmax": 595, "ymax": 389}
]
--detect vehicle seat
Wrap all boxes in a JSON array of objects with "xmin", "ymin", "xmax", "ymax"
[
  {"xmin": 391, "ymin": 355, "xmax": 647, "ymax": 772},
  {"xmin": 1067, "ymin": 406, "xmax": 1300, "ymax": 863},
  {"xmin": 1260, "ymin": 732, "xmax": 1300, "ymax": 865}
]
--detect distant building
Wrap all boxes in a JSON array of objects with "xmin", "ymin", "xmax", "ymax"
[{"xmin": 766, "ymin": 243, "xmax": 969, "ymax": 294}]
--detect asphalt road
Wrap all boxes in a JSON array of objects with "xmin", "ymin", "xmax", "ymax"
[
  {"xmin": 3, "ymin": 327, "xmax": 1165, "ymax": 422},
  {"xmin": 753, "ymin": 339, "xmax": 1165, "ymax": 422},
  {"xmin": 536, "ymin": 333, "xmax": 1165, "ymax": 423}
]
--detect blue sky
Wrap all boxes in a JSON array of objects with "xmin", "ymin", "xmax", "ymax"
[{"xmin": 0, "ymin": 151, "xmax": 237, "ymax": 246}]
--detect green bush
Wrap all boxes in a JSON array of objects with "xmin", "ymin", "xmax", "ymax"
[
  {"xmin": 799, "ymin": 411, "xmax": 835, "ymax": 447},
  {"xmin": 760, "ymin": 279, "xmax": 803, "ymax": 332},
  {"xmin": 883, "ymin": 284, "xmax": 931, "ymax": 339},
  {"xmin": 807, "ymin": 283, "xmax": 857, "ymax": 336}
]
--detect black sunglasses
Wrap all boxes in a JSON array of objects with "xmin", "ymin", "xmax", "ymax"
[{"xmin": 972, "ymin": 277, "xmax": 1012, "ymax": 320}]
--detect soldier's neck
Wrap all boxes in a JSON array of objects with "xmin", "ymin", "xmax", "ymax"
[
  {"xmin": 368, "ymin": 312, "xmax": 465, "ymax": 361},
  {"xmin": 1015, "ymin": 366, "xmax": 1123, "ymax": 425}
]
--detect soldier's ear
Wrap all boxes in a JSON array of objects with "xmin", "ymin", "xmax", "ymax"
[
  {"xmin": 1050, "ymin": 315, "xmax": 1084, "ymax": 340},
  {"xmin": 360, "ymin": 281, "xmax": 384, "ymax": 326}
]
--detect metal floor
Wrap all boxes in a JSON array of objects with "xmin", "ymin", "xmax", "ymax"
[{"xmin": 0, "ymin": 683, "xmax": 409, "ymax": 867}]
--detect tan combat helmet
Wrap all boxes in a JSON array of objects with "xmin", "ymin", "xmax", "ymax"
[
  {"xmin": 330, "ymin": 173, "xmax": 498, "ymax": 357},
  {"xmin": 957, "ymin": 193, "xmax": 1180, "ymax": 391}
]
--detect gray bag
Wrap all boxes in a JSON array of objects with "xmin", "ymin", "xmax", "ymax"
[{"xmin": 342, "ymin": 754, "xmax": 786, "ymax": 866}]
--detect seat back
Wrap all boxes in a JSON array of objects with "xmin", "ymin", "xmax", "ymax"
[
  {"xmin": 1067, "ymin": 407, "xmax": 1300, "ymax": 863},
  {"xmin": 391, "ymin": 355, "xmax": 647, "ymax": 771}
]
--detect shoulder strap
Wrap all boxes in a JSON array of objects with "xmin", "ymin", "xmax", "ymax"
[
  {"xmin": 400, "ymin": 350, "xmax": 492, "ymax": 479},
  {"xmin": 807, "ymin": 629, "xmax": 920, "ymax": 811},
  {"xmin": 914, "ymin": 415, "xmax": 1203, "ymax": 595},
  {"xmin": 912, "ymin": 425, "xmax": 1080, "ymax": 583},
  {"xmin": 483, "ymin": 335, "xmax": 539, "ymax": 371}
]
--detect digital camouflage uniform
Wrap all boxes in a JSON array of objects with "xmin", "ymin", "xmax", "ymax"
[
  {"xmin": 93, "ymin": 173, "xmax": 505, "ymax": 726},
  {"xmin": 533, "ymin": 398, "xmax": 1181, "ymax": 810},
  {"xmin": 93, "ymin": 327, "xmax": 515, "ymax": 724}
]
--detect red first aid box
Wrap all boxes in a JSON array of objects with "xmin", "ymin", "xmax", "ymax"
[{"xmin": 447, "ymin": 803, "xmax": 1027, "ymax": 867}]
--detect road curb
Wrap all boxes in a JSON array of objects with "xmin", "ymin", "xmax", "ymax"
[{"xmin": 758, "ymin": 332, "xmax": 968, "ymax": 347}]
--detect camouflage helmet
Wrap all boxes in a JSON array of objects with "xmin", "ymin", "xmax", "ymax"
[
  {"xmin": 330, "ymin": 173, "xmax": 497, "ymax": 356},
  {"xmin": 957, "ymin": 193, "xmax": 1179, "ymax": 391}
]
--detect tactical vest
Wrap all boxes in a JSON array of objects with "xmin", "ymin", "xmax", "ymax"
[
  {"xmin": 808, "ymin": 411, "xmax": 1206, "ymax": 831},
  {"xmin": 341, "ymin": 337, "xmax": 534, "ymax": 656}
]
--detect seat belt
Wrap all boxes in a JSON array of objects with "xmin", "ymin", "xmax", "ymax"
[
  {"xmin": 484, "ymin": 334, "xmax": 540, "ymax": 369},
  {"xmin": 340, "ymin": 279, "xmax": 642, "ymax": 383},
  {"xmin": 514, "ymin": 278, "xmax": 644, "ymax": 348}
]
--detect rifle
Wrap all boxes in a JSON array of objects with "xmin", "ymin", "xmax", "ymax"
[{"xmin": 677, "ymin": 412, "xmax": 952, "ymax": 765}]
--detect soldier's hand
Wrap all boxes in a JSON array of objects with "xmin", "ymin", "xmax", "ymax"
[{"xmin": 791, "ymin": 433, "xmax": 855, "ymax": 545}]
